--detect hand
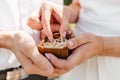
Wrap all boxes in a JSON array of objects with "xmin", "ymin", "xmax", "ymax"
[
  {"xmin": 10, "ymin": 31, "xmax": 54, "ymax": 76},
  {"xmin": 27, "ymin": 2, "xmax": 72, "ymax": 41},
  {"xmin": 44, "ymin": 33, "xmax": 104, "ymax": 77}
]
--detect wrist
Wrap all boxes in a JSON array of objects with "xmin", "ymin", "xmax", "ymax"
[
  {"xmin": 0, "ymin": 31, "xmax": 15, "ymax": 50},
  {"xmin": 63, "ymin": 6, "xmax": 72, "ymax": 23},
  {"xmin": 67, "ymin": 3, "xmax": 80, "ymax": 23},
  {"xmin": 99, "ymin": 37, "xmax": 114, "ymax": 56}
]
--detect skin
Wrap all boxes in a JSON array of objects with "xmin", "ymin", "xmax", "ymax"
[
  {"xmin": 27, "ymin": 0, "xmax": 80, "ymax": 41},
  {"xmin": 0, "ymin": 31, "xmax": 54, "ymax": 76},
  {"xmin": 27, "ymin": 0, "xmax": 120, "ymax": 78},
  {"xmin": 1, "ymin": 0, "xmax": 120, "ymax": 78}
]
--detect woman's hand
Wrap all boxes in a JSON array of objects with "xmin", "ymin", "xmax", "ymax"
[
  {"xmin": 0, "ymin": 31, "xmax": 54, "ymax": 76},
  {"xmin": 28, "ymin": 2, "xmax": 70, "ymax": 41},
  {"xmin": 27, "ymin": 1, "xmax": 80, "ymax": 41},
  {"xmin": 45, "ymin": 33, "xmax": 104, "ymax": 77}
]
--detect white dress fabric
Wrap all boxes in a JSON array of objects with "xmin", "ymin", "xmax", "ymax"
[
  {"xmin": 0, "ymin": 0, "xmax": 63, "ymax": 70},
  {"xmin": 55, "ymin": 0, "xmax": 120, "ymax": 80}
]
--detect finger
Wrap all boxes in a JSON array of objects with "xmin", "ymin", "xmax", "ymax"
[
  {"xmin": 45, "ymin": 53, "xmax": 70, "ymax": 69},
  {"xmin": 27, "ymin": 7, "xmax": 42, "ymax": 30},
  {"xmin": 32, "ymin": 48, "xmax": 53, "ymax": 70},
  {"xmin": 67, "ymin": 33, "xmax": 91, "ymax": 49},
  {"xmin": 41, "ymin": 4, "xmax": 53, "ymax": 41},
  {"xmin": 14, "ymin": 50, "xmax": 53, "ymax": 76},
  {"xmin": 27, "ymin": 47, "xmax": 53, "ymax": 72},
  {"xmin": 66, "ymin": 43, "xmax": 89, "ymax": 67},
  {"xmin": 39, "ymin": 23, "xmax": 60, "ymax": 40},
  {"xmin": 27, "ymin": 17, "xmax": 42, "ymax": 30},
  {"xmin": 40, "ymin": 30, "xmax": 46, "ymax": 40},
  {"xmin": 40, "ymin": 24, "xmax": 60, "ymax": 40},
  {"xmin": 59, "ymin": 18, "xmax": 69, "ymax": 38}
]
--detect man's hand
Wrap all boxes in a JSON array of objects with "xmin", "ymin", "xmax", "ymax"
[
  {"xmin": 44, "ymin": 33, "xmax": 104, "ymax": 77},
  {"xmin": 0, "ymin": 31, "xmax": 54, "ymax": 76}
]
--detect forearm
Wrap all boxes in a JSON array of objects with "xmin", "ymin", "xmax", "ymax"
[
  {"xmin": 0, "ymin": 31, "xmax": 14, "ymax": 49},
  {"xmin": 64, "ymin": 0, "xmax": 80, "ymax": 23},
  {"xmin": 101, "ymin": 36, "xmax": 120, "ymax": 57}
]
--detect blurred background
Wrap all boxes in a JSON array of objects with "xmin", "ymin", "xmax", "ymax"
[{"xmin": 64, "ymin": 0, "xmax": 72, "ymax": 5}]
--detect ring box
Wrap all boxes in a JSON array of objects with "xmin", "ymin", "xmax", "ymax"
[{"xmin": 38, "ymin": 32, "xmax": 72, "ymax": 59}]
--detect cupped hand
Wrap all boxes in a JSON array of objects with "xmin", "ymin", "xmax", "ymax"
[
  {"xmin": 10, "ymin": 31, "xmax": 54, "ymax": 76},
  {"xmin": 44, "ymin": 33, "xmax": 104, "ymax": 77}
]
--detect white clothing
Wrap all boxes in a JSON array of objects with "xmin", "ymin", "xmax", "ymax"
[
  {"xmin": 0, "ymin": 0, "xmax": 63, "ymax": 70},
  {"xmin": 56, "ymin": 0, "xmax": 120, "ymax": 80}
]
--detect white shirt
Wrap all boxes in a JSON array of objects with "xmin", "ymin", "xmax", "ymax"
[
  {"xmin": 0, "ymin": 0, "xmax": 63, "ymax": 70},
  {"xmin": 56, "ymin": 0, "xmax": 120, "ymax": 80}
]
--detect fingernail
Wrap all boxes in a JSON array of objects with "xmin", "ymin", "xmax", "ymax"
[
  {"xmin": 63, "ymin": 32, "xmax": 66, "ymax": 37},
  {"xmin": 68, "ymin": 40, "xmax": 74, "ymax": 47},
  {"xmin": 45, "ymin": 53, "xmax": 50, "ymax": 59}
]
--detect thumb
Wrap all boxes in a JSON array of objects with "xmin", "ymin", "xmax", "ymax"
[
  {"xmin": 67, "ymin": 34, "xmax": 90, "ymax": 49},
  {"xmin": 27, "ymin": 7, "xmax": 43, "ymax": 30},
  {"xmin": 27, "ymin": 17, "xmax": 43, "ymax": 30},
  {"xmin": 45, "ymin": 53, "xmax": 69, "ymax": 69}
]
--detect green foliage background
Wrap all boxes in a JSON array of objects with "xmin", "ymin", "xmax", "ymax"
[{"xmin": 64, "ymin": 0, "xmax": 72, "ymax": 5}]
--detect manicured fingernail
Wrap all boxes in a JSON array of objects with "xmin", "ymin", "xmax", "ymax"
[
  {"xmin": 68, "ymin": 40, "xmax": 74, "ymax": 47},
  {"xmin": 45, "ymin": 53, "xmax": 50, "ymax": 59},
  {"xmin": 63, "ymin": 32, "xmax": 66, "ymax": 37}
]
